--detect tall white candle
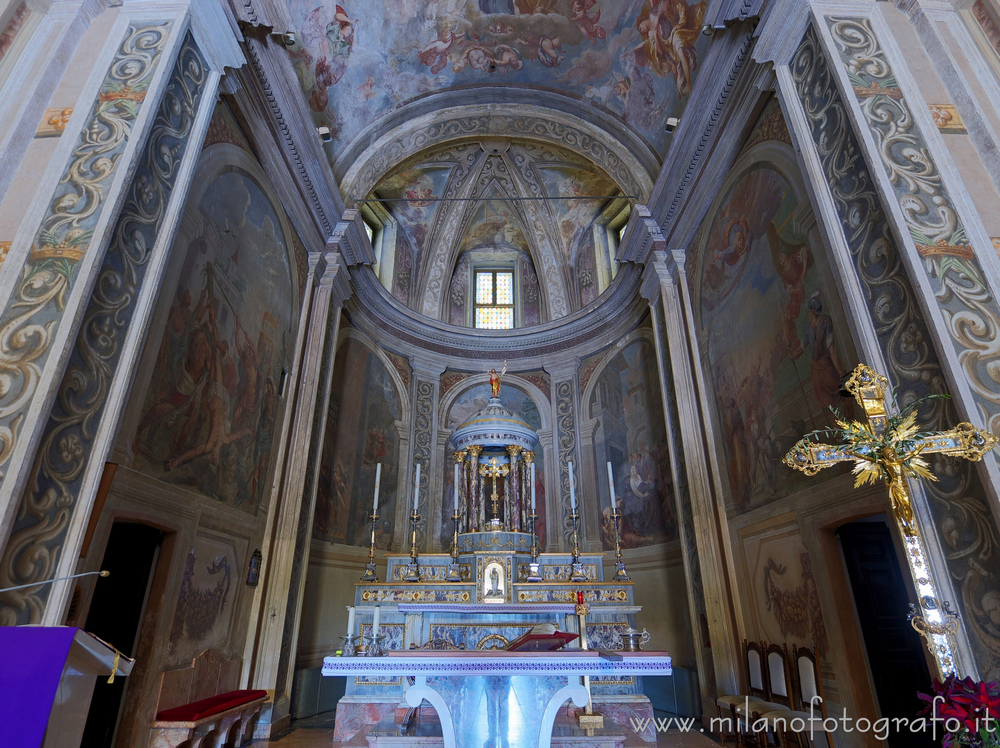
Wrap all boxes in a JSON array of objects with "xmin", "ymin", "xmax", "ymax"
[
  {"xmin": 346, "ymin": 606, "xmax": 355, "ymax": 638},
  {"xmin": 373, "ymin": 463, "xmax": 382, "ymax": 514},
  {"xmin": 530, "ymin": 462, "xmax": 536, "ymax": 512},
  {"xmin": 413, "ymin": 463, "xmax": 421, "ymax": 512},
  {"xmin": 607, "ymin": 461, "xmax": 616, "ymax": 514},
  {"xmin": 372, "ymin": 605, "xmax": 380, "ymax": 638},
  {"xmin": 454, "ymin": 463, "xmax": 460, "ymax": 513},
  {"xmin": 569, "ymin": 461, "xmax": 576, "ymax": 512}
]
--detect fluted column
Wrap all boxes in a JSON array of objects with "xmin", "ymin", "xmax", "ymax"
[
  {"xmin": 641, "ymin": 246, "xmax": 741, "ymax": 707},
  {"xmin": 249, "ymin": 250, "xmax": 351, "ymax": 735}
]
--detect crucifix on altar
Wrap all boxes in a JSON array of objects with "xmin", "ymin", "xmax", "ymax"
[{"xmin": 783, "ymin": 363, "xmax": 998, "ymax": 677}]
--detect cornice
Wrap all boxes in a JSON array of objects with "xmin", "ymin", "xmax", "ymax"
[
  {"xmin": 238, "ymin": 31, "xmax": 344, "ymax": 242},
  {"xmin": 328, "ymin": 208, "xmax": 375, "ymax": 267},
  {"xmin": 345, "ymin": 264, "xmax": 648, "ymax": 366},
  {"xmin": 649, "ymin": 26, "xmax": 757, "ymax": 237}
]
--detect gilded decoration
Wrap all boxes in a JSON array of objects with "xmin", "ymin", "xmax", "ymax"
[
  {"xmin": 792, "ymin": 24, "xmax": 1000, "ymax": 669},
  {"xmin": 36, "ymin": 108, "xmax": 73, "ymax": 138},
  {"xmin": 0, "ymin": 33, "xmax": 206, "ymax": 625},
  {"xmin": 827, "ymin": 16, "xmax": 1000, "ymax": 442},
  {"xmin": 516, "ymin": 588, "xmax": 628, "ymax": 603},
  {"xmin": 0, "ymin": 22, "xmax": 172, "ymax": 483},
  {"xmin": 360, "ymin": 588, "xmax": 471, "ymax": 603}
]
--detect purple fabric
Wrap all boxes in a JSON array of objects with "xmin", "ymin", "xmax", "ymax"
[{"xmin": 0, "ymin": 627, "xmax": 78, "ymax": 748}]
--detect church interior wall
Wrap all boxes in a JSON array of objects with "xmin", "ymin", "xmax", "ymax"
[{"xmin": 65, "ymin": 95, "xmax": 314, "ymax": 741}]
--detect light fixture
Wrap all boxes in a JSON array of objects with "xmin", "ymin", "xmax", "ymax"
[
  {"xmin": 247, "ymin": 549, "xmax": 262, "ymax": 586},
  {"xmin": 664, "ymin": 117, "xmax": 679, "ymax": 133},
  {"xmin": 317, "ymin": 126, "xmax": 331, "ymax": 143}
]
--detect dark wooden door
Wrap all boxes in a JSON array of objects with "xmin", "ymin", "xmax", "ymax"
[
  {"xmin": 839, "ymin": 519, "xmax": 933, "ymax": 748},
  {"xmin": 82, "ymin": 522, "xmax": 163, "ymax": 748}
]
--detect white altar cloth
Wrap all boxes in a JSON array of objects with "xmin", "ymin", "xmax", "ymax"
[{"xmin": 322, "ymin": 650, "xmax": 672, "ymax": 748}]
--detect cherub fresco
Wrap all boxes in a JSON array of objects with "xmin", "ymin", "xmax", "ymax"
[
  {"xmin": 629, "ymin": 0, "xmax": 707, "ymax": 98},
  {"xmin": 284, "ymin": 1, "xmax": 705, "ymax": 157},
  {"xmin": 294, "ymin": 4, "xmax": 357, "ymax": 112}
]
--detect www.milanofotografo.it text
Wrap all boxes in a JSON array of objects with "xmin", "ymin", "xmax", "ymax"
[{"xmin": 630, "ymin": 696, "xmax": 998, "ymax": 741}]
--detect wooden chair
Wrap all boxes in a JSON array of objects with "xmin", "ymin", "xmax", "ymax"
[
  {"xmin": 747, "ymin": 643, "xmax": 794, "ymax": 747},
  {"xmin": 715, "ymin": 640, "xmax": 790, "ymax": 747},
  {"xmin": 756, "ymin": 644, "xmax": 834, "ymax": 748}
]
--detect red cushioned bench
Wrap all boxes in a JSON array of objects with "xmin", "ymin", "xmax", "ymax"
[{"xmin": 148, "ymin": 650, "xmax": 269, "ymax": 748}]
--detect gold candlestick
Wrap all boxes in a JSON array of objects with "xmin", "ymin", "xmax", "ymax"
[
  {"xmin": 361, "ymin": 512, "xmax": 379, "ymax": 582},
  {"xmin": 403, "ymin": 511, "xmax": 420, "ymax": 582},
  {"xmin": 611, "ymin": 508, "xmax": 630, "ymax": 582}
]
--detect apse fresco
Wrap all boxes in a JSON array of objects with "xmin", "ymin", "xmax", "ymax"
[
  {"xmin": 314, "ymin": 340, "xmax": 400, "ymax": 547},
  {"xmin": 695, "ymin": 162, "xmax": 855, "ymax": 513},
  {"xmin": 442, "ymin": 383, "xmax": 546, "ymax": 548},
  {"xmin": 588, "ymin": 339, "xmax": 676, "ymax": 549},
  {"xmin": 287, "ymin": 0, "xmax": 709, "ymax": 158},
  {"xmin": 376, "ymin": 165, "xmax": 452, "ymax": 303},
  {"xmin": 133, "ymin": 164, "xmax": 295, "ymax": 511},
  {"xmin": 374, "ymin": 140, "xmax": 621, "ymax": 321}
]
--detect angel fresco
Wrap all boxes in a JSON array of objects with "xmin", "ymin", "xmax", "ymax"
[
  {"xmin": 296, "ymin": 4, "xmax": 357, "ymax": 112},
  {"xmin": 630, "ymin": 0, "xmax": 707, "ymax": 98}
]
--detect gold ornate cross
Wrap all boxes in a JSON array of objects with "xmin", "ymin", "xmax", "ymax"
[
  {"xmin": 783, "ymin": 364, "xmax": 998, "ymax": 676},
  {"xmin": 479, "ymin": 457, "xmax": 509, "ymax": 529}
]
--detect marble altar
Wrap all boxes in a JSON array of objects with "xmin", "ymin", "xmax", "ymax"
[
  {"xmin": 322, "ymin": 651, "xmax": 672, "ymax": 748},
  {"xmin": 326, "ymin": 394, "xmax": 669, "ymax": 745}
]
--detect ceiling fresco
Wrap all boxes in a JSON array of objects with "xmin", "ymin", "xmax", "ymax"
[
  {"xmin": 369, "ymin": 138, "xmax": 624, "ymax": 321},
  {"xmin": 287, "ymin": 0, "xmax": 710, "ymax": 160}
]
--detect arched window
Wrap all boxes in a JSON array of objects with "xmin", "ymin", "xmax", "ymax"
[{"xmin": 474, "ymin": 268, "xmax": 514, "ymax": 329}]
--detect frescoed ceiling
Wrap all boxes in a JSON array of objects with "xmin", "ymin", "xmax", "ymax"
[
  {"xmin": 367, "ymin": 138, "xmax": 626, "ymax": 322},
  {"xmin": 286, "ymin": 0, "xmax": 710, "ymax": 163}
]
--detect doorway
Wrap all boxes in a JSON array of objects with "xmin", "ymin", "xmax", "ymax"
[
  {"xmin": 81, "ymin": 522, "xmax": 164, "ymax": 748},
  {"xmin": 838, "ymin": 517, "xmax": 933, "ymax": 748}
]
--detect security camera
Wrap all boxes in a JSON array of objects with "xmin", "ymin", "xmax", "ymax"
[
  {"xmin": 281, "ymin": 31, "xmax": 295, "ymax": 46},
  {"xmin": 664, "ymin": 117, "xmax": 679, "ymax": 133},
  {"xmin": 317, "ymin": 126, "xmax": 332, "ymax": 143},
  {"xmin": 702, "ymin": 24, "xmax": 713, "ymax": 36}
]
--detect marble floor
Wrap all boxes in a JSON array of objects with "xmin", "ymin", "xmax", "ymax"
[{"xmin": 248, "ymin": 710, "xmax": 720, "ymax": 747}]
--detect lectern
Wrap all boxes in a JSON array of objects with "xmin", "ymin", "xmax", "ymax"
[{"xmin": 0, "ymin": 626, "xmax": 134, "ymax": 748}]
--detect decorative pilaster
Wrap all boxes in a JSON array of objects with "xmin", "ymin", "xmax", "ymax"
[
  {"xmin": 410, "ymin": 358, "xmax": 445, "ymax": 551},
  {"xmin": 0, "ymin": 14, "xmax": 183, "ymax": 554},
  {"xmin": 774, "ymin": 16, "xmax": 1000, "ymax": 676},
  {"xmin": 0, "ymin": 29, "xmax": 225, "ymax": 626},
  {"xmin": 549, "ymin": 362, "xmax": 581, "ymax": 550}
]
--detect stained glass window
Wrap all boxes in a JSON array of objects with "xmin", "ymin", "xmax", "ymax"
[{"xmin": 474, "ymin": 270, "xmax": 515, "ymax": 329}]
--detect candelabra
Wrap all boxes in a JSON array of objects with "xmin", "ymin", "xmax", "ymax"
[
  {"xmin": 526, "ymin": 512, "xmax": 543, "ymax": 582},
  {"xmin": 447, "ymin": 510, "xmax": 462, "ymax": 582},
  {"xmin": 569, "ymin": 509, "xmax": 586, "ymax": 582},
  {"xmin": 361, "ymin": 512, "xmax": 379, "ymax": 582},
  {"xmin": 610, "ymin": 507, "xmax": 631, "ymax": 582},
  {"xmin": 403, "ymin": 511, "xmax": 420, "ymax": 582},
  {"xmin": 364, "ymin": 633, "xmax": 387, "ymax": 657},
  {"xmin": 339, "ymin": 635, "xmax": 360, "ymax": 657}
]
